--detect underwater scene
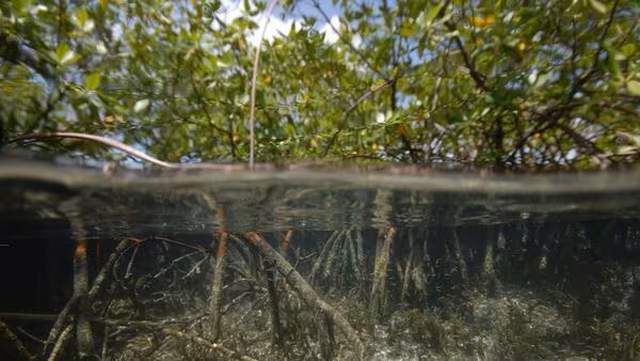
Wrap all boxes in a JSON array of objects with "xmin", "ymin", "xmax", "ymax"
[{"xmin": 1, "ymin": 160, "xmax": 640, "ymax": 361}]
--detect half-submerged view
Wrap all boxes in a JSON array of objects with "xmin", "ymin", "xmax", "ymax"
[
  {"xmin": 2, "ymin": 161, "xmax": 640, "ymax": 360},
  {"xmin": 2, "ymin": 0, "xmax": 640, "ymax": 359}
]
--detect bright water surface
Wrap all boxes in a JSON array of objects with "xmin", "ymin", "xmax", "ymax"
[{"xmin": 1, "ymin": 159, "xmax": 640, "ymax": 360}]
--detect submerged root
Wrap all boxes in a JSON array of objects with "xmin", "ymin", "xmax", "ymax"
[
  {"xmin": 243, "ymin": 232, "xmax": 366, "ymax": 360},
  {"xmin": 209, "ymin": 230, "xmax": 228, "ymax": 341},
  {"xmin": 0, "ymin": 320, "xmax": 33, "ymax": 361},
  {"xmin": 47, "ymin": 325, "xmax": 73, "ymax": 361},
  {"xmin": 10, "ymin": 219, "xmax": 638, "ymax": 361},
  {"xmin": 369, "ymin": 226, "xmax": 395, "ymax": 324}
]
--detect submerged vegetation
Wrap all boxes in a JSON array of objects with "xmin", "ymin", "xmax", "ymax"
[
  {"xmin": 1, "ymin": 183, "xmax": 640, "ymax": 360},
  {"xmin": 1, "ymin": 0, "xmax": 640, "ymax": 169}
]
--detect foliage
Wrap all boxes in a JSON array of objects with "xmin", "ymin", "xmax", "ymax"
[{"xmin": 1, "ymin": 0, "xmax": 639, "ymax": 169}]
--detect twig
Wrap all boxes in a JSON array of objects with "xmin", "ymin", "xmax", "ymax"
[
  {"xmin": 16, "ymin": 327, "xmax": 46, "ymax": 346},
  {"xmin": 189, "ymin": 72, "xmax": 238, "ymax": 160},
  {"xmin": 310, "ymin": 0, "xmax": 384, "ymax": 77},
  {"xmin": 89, "ymin": 238, "xmax": 132, "ymax": 300},
  {"xmin": 445, "ymin": 22, "xmax": 488, "ymax": 92},
  {"xmin": 322, "ymin": 79, "xmax": 393, "ymax": 157},
  {"xmin": 151, "ymin": 236, "xmax": 213, "ymax": 255}
]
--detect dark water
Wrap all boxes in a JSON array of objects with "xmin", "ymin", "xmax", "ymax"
[{"xmin": 1, "ymin": 160, "xmax": 640, "ymax": 360}]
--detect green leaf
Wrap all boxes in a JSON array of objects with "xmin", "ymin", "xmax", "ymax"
[
  {"xmin": 589, "ymin": 0, "xmax": 608, "ymax": 14},
  {"xmin": 627, "ymin": 80, "xmax": 640, "ymax": 96},
  {"xmin": 134, "ymin": 99, "xmax": 150, "ymax": 113},
  {"xmin": 370, "ymin": 78, "xmax": 388, "ymax": 91},
  {"xmin": 605, "ymin": 47, "xmax": 621, "ymax": 79},
  {"xmin": 11, "ymin": 0, "xmax": 32, "ymax": 16},
  {"xmin": 620, "ymin": 43, "xmax": 637, "ymax": 57},
  {"xmin": 399, "ymin": 21, "xmax": 418, "ymax": 37},
  {"xmin": 85, "ymin": 72, "xmax": 101, "ymax": 91},
  {"xmin": 54, "ymin": 44, "xmax": 78, "ymax": 65},
  {"xmin": 425, "ymin": 3, "xmax": 445, "ymax": 25}
]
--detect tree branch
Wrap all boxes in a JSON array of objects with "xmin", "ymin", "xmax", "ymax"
[{"xmin": 445, "ymin": 22, "xmax": 488, "ymax": 92}]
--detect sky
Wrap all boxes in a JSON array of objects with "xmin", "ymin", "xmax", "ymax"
[{"xmin": 219, "ymin": 0, "xmax": 343, "ymax": 46}]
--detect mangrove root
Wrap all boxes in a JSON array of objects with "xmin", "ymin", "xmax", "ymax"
[
  {"xmin": 243, "ymin": 232, "xmax": 366, "ymax": 360},
  {"xmin": 0, "ymin": 320, "xmax": 33, "ymax": 361},
  {"xmin": 370, "ymin": 226, "xmax": 396, "ymax": 323}
]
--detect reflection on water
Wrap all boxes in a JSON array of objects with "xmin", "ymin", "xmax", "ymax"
[{"xmin": 1, "ymin": 160, "xmax": 640, "ymax": 360}]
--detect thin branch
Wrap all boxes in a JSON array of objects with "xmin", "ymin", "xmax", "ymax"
[
  {"xmin": 568, "ymin": 0, "xmax": 620, "ymax": 99},
  {"xmin": 310, "ymin": 0, "xmax": 384, "ymax": 78},
  {"xmin": 322, "ymin": 78, "xmax": 394, "ymax": 157},
  {"xmin": 10, "ymin": 132, "xmax": 262, "ymax": 171},
  {"xmin": 189, "ymin": 73, "xmax": 238, "ymax": 160},
  {"xmin": 249, "ymin": 0, "xmax": 279, "ymax": 169},
  {"xmin": 445, "ymin": 22, "xmax": 488, "ymax": 92},
  {"xmin": 11, "ymin": 132, "xmax": 179, "ymax": 168}
]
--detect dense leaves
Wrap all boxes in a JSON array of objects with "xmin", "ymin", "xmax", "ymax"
[{"xmin": 1, "ymin": 0, "xmax": 639, "ymax": 169}]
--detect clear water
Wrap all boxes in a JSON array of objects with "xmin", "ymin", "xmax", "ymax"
[{"xmin": 1, "ymin": 159, "xmax": 640, "ymax": 360}]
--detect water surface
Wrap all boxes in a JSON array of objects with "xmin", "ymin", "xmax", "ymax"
[{"xmin": 1, "ymin": 159, "xmax": 639, "ymax": 360}]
